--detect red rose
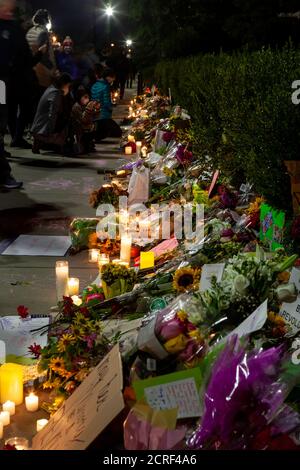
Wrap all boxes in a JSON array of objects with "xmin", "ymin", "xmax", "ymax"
[{"xmin": 17, "ymin": 305, "xmax": 29, "ymax": 319}]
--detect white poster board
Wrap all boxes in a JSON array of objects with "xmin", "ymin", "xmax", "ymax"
[
  {"xmin": 32, "ymin": 345, "xmax": 124, "ymax": 450},
  {"xmin": 2, "ymin": 235, "xmax": 71, "ymax": 257}
]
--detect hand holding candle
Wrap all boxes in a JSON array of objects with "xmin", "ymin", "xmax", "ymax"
[{"xmin": 25, "ymin": 393, "xmax": 39, "ymax": 412}]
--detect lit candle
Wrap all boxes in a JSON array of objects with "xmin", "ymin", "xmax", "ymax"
[
  {"xmin": 36, "ymin": 419, "xmax": 48, "ymax": 432},
  {"xmin": 0, "ymin": 421, "xmax": 3, "ymax": 439},
  {"xmin": 25, "ymin": 393, "xmax": 39, "ymax": 412},
  {"xmin": 102, "ymin": 184, "xmax": 112, "ymax": 189},
  {"xmin": 125, "ymin": 146, "xmax": 132, "ymax": 155},
  {"xmin": 89, "ymin": 249, "xmax": 100, "ymax": 263},
  {"xmin": 98, "ymin": 254, "xmax": 110, "ymax": 273},
  {"xmin": 136, "ymin": 141, "xmax": 142, "ymax": 156},
  {"xmin": 132, "ymin": 112, "xmax": 136, "ymax": 118},
  {"xmin": 68, "ymin": 278, "xmax": 79, "ymax": 297},
  {"xmin": 130, "ymin": 100, "xmax": 134, "ymax": 105},
  {"xmin": 3, "ymin": 400, "xmax": 15, "ymax": 416},
  {"xmin": 116, "ymin": 170, "xmax": 126, "ymax": 177},
  {"xmin": 141, "ymin": 146, "xmax": 148, "ymax": 158},
  {"xmin": 128, "ymin": 135, "xmax": 135, "ymax": 142},
  {"xmin": 0, "ymin": 363, "xmax": 23, "ymax": 405},
  {"xmin": 71, "ymin": 295, "xmax": 82, "ymax": 307},
  {"xmin": 5, "ymin": 437, "xmax": 29, "ymax": 450},
  {"xmin": 129, "ymin": 106, "xmax": 133, "ymax": 112},
  {"xmin": 120, "ymin": 233, "xmax": 132, "ymax": 264},
  {"xmin": 0, "ymin": 411, "xmax": 10, "ymax": 426},
  {"xmin": 56, "ymin": 261, "xmax": 69, "ymax": 301}
]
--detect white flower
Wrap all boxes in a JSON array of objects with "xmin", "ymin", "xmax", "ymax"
[
  {"xmin": 232, "ymin": 274, "xmax": 250, "ymax": 296},
  {"xmin": 276, "ymin": 283, "xmax": 297, "ymax": 303}
]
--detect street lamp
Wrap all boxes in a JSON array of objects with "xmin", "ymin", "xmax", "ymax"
[
  {"xmin": 105, "ymin": 5, "xmax": 114, "ymax": 17},
  {"xmin": 126, "ymin": 39, "xmax": 133, "ymax": 47}
]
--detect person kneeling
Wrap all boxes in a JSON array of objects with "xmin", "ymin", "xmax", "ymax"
[{"xmin": 71, "ymin": 88, "xmax": 100, "ymax": 154}]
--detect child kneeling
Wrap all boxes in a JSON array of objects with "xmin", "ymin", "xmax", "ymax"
[{"xmin": 71, "ymin": 88, "xmax": 100, "ymax": 154}]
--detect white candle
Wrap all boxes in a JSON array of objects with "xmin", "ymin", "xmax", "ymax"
[
  {"xmin": 141, "ymin": 146, "xmax": 148, "ymax": 158},
  {"xmin": 116, "ymin": 170, "xmax": 126, "ymax": 177},
  {"xmin": 89, "ymin": 249, "xmax": 100, "ymax": 263},
  {"xmin": 0, "ymin": 421, "xmax": 3, "ymax": 439},
  {"xmin": 3, "ymin": 400, "xmax": 15, "ymax": 416},
  {"xmin": 128, "ymin": 135, "xmax": 135, "ymax": 142},
  {"xmin": 120, "ymin": 234, "xmax": 132, "ymax": 264},
  {"xmin": 136, "ymin": 141, "xmax": 142, "ymax": 157},
  {"xmin": 130, "ymin": 100, "xmax": 134, "ymax": 105},
  {"xmin": 125, "ymin": 146, "xmax": 132, "ymax": 155},
  {"xmin": 25, "ymin": 393, "xmax": 39, "ymax": 412},
  {"xmin": 68, "ymin": 278, "xmax": 79, "ymax": 297},
  {"xmin": 56, "ymin": 261, "xmax": 69, "ymax": 300},
  {"xmin": 36, "ymin": 419, "xmax": 48, "ymax": 432},
  {"xmin": 0, "ymin": 411, "xmax": 10, "ymax": 426},
  {"xmin": 71, "ymin": 295, "xmax": 82, "ymax": 307}
]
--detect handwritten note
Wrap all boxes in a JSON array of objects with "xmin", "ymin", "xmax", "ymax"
[
  {"xmin": 199, "ymin": 263, "xmax": 225, "ymax": 292},
  {"xmin": 32, "ymin": 345, "xmax": 124, "ymax": 450}
]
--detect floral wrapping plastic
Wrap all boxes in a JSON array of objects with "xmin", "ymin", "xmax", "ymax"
[
  {"xmin": 188, "ymin": 335, "xmax": 300, "ymax": 450},
  {"xmin": 70, "ymin": 218, "xmax": 99, "ymax": 252}
]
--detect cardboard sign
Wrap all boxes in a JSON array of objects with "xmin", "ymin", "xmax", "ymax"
[
  {"xmin": 222, "ymin": 300, "xmax": 268, "ymax": 344},
  {"xmin": 199, "ymin": 264, "xmax": 225, "ymax": 292},
  {"xmin": 2, "ymin": 235, "xmax": 71, "ymax": 257},
  {"xmin": 0, "ymin": 316, "xmax": 50, "ymax": 365},
  {"xmin": 259, "ymin": 204, "xmax": 285, "ymax": 251},
  {"xmin": 133, "ymin": 368, "xmax": 202, "ymax": 419},
  {"xmin": 32, "ymin": 345, "xmax": 124, "ymax": 450},
  {"xmin": 279, "ymin": 297, "xmax": 300, "ymax": 335}
]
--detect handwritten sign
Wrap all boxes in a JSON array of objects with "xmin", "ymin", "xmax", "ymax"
[
  {"xmin": 134, "ymin": 369, "xmax": 202, "ymax": 419},
  {"xmin": 199, "ymin": 263, "xmax": 225, "ymax": 292},
  {"xmin": 32, "ymin": 345, "xmax": 124, "ymax": 450},
  {"xmin": 279, "ymin": 297, "xmax": 300, "ymax": 335}
]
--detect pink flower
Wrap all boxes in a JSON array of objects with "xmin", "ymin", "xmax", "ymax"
[
  {"xmin": 86, "ymin": 293, "xmax": 105, "ymax": 303},
  {"xmin": 17, "ymin": 305, "xmax": 29, "ymax": 319},
  {"xmin": 83, "ymin": 333, "xmax": 98, "ymax": 350},
  {"xmin": 178, "ymin": 339, "xmax": 206, "ymax": 362},
  {"xmin": 157, "ymin": 318, "xmax": 185, "ymax": 341}
]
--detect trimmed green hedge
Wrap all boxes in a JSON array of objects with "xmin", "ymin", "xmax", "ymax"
[{"xmin": 155, "ymin": 47, "xmax": 300, "ymax": 212}]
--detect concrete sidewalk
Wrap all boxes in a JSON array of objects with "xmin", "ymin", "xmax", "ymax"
[{"xmin": 0, "ymin": 88, "xmax": 135, "ymax": 315}]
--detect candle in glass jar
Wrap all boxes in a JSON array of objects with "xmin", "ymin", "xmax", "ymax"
[
  {"xmin": 5, "ymin": 437, "xmax": 29, "ymax": 450},
  {"xmin": 56, "ymin": 261, "xmax": 69, "ymax": 301},
  {"xmin": 89, "ymin": 249, "xmax": 100, "ymax": 263},
  {"xmin": 125, "ymin": 146, "xmax": 132, "ymax": 155},
  {"xmin": 120, "ymin": 234, "xmax": 132, "ymax": 264},
  {"xmin": 3, "ymin": 400, "xmax": 15, "ymax": 416},
  {"xmin": 0, "ymin": 363, "xmax": 23, "ymax": 405},
  {"xmin": 25, "ymin": 393, "xmax": 39, "ymax": 412},
  {"xmin": 136, "ymin": 141, "xmax": 142, "ymax": 156},
  {"xmin": 36, "ymin": 419, "xmax": 48, "ymax": 432},
  {"xmin": 0, "ymin": 411, "xmax": 10, "ymax": 426},
  {"xmin": 68, "ymin": 278, "xmax": 79, "ymax": 296}
]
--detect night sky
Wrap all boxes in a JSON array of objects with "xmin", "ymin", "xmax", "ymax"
[{"xmin": 28, "ymin": 0, "xmax": 131, "ymax": 47}]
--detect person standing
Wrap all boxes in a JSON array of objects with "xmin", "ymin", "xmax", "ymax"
[
  {"xmin": 91, "ymin": 68, "xmax": 122, "ymax": 141},
  {"xmin": 56, "ymin": 36, "xmax": 79, "ymax": 82}
]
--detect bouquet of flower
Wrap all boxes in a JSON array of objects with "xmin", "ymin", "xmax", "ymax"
[
  {"xmin": 69, "ymin": 218, "xmax": 99, "ymax": 253},
  {"xmin": 101, "ymin": 264, "xmax": 137, "ymax": 300}
]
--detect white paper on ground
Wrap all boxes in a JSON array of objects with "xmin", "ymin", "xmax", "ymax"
[
  {"xmin": 2, "ymin": 235, "xmax": 71, "ymax": 257},
  {"xmin": 279, "ymin": 296, "xmax": 300, "ymax": 335},
  {"xmin": 144, "ymin": 377, "xmax": 201, "ymax": 419},
  {"xmin": 0, "ymin": 316, "xmax": 50, "ymax": 363},
  {"xmin": 199, "ymin": 263, "xmax": 225, "ymax": 292},
  {"xmin": 32, "ymin": 345, "xmax": 124, "ymax": 450},
  {"xmin": 221, "ymin": 299, "xmax": 268, "ymax": 344}
]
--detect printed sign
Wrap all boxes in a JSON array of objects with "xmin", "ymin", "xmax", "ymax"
[
  {"xmin": 32, "ymin": 345, "xmax": 124, "ymax": 450},
  {"xmin": 279, "ymin": 297, "xmax": 300, "ymax": 335}
]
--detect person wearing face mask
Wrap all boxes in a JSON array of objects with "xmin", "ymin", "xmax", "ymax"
[
  {"xmin": 71, "ymin": 87, "xmax": 100, "ymax": 154},
  {"xmin": 91, "ymin": 67, "xmax": 122, "ymax": 142},
  {"xmin": 31, "ymin": 73, "xmax": 73, "ymax": 155},
  {"xmin": 56, "ymin": 36, "xmax": 79, "ymax": 82}
]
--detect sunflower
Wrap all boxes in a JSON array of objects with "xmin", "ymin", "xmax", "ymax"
[
  {"xmin": 70, "ymin": 324, "xmax": 82, "ymax": 339},
  {"xmin": 49, "ymin": 357, "xmax": 65, "ymax": 373},
  {"xmin": 42, "ymin": 378, "xmax": 61, "ymax": 390},
  {"xmin": 173, "ymin": 267, "xmax": 201, "ymax": 293},
  {"xmin": 57, "ymin": 334, "xmax": 76, "ymax": 353}
]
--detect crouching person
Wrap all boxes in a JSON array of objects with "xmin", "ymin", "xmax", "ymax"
[{"xmin": 71, "ymin": 87, "xmax": 100, "ymax": 154}]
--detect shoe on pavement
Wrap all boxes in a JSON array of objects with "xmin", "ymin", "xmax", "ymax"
[
  {"xmin": 2, "ymin": 177, "xmax": 23, "ymax": 189},
  {"xmin": 11, "ymin": 139, "xmax": 32, "ymax": 149}
]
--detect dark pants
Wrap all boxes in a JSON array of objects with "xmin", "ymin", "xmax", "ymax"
[
  {"xmin": 96, "ymin": 119, "xmax": 122, "ymax": 141},
  {"xmin": 0, "ymin": 104, "xmax": 11, "ymax": 183},
  {"xmin": 7, "ymin": 85, "xmax": 38, "ymax": 143}
]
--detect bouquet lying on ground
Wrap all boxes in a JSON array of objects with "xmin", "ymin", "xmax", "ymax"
[{"xmin": 102, "ymin": 264, "xmax": 137, "ymax": 300}]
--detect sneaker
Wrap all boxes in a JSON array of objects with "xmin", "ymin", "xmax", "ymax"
[
  {"xmin": 3, "ymin": 177, "xmax": 23, "ymax": 189},
  {"xmin": 11, "ymin": 139, "xmax": 32, "ymax": 149}
]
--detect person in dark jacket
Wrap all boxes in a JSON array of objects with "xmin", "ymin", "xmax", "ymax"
[
  {"xmin": 71, "ymin": 87, "xmax": 100, "ymax": 154},
  {"xmin": 31, "ymin": 73, "xmax": 72, "ymax": 154},
  {"xmin": 56, "ymin": 36, "xmax": 79, "ymax": 82},
  {"xmin": 91, "ymin": 68, "xmax": 122, "ymax": 142}
]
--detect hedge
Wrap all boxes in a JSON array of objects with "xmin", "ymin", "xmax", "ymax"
[{"xmin": 154, "ymin": 47, "xmax": 300, "ymax": 212}]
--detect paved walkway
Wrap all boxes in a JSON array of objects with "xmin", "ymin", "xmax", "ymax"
[{"xmin": 0, "ymin": 88, "xmax": 135, "ymax": 315}]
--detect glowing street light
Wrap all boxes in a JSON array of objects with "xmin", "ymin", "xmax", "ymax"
[
  {"xmin": 126, "ymin": 39, "xmax": 133, "ymax": 47},
  {"xmin": 105, "ymin": 5, "xmax": 114, "ymax": 16}
]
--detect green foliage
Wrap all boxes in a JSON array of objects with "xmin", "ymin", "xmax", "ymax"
[{"xmin": 155, "ymin": 46, "xmax": 300, "ymax": 211}]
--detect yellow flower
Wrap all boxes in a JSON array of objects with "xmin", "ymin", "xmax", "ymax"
[
  {"xmin": 188, "ymin": 329, "xmax": 202, "ymax": 342},
  {"xmin": 57, "ymin": 334, "xmax": 76, "ymax": 353},
  {"xmin": 49, "ymin": 357, "xmax": 65, "ymax": 373},
  {"xmin": 247, "ymin": 197, "xmax": 264, "ymax": 215},
  {"xmin": 42, "ymin": 378, "xmax": 61, "ymax": 390},
  {"xmin": 164, "ymin": 334, "xmax": 188, "ymax": 354},
  {"xmin": 177, "ymin": 310, "xmax": 188, "ymax": 322},
  {"xmin": 70, "ymin": 325, "xmax": 82, "ymax": 338},
  {"xmin": 57, "ymin": 368, "xmax": 73, "ymax": 379},
  {"xmin": 75, "ymin": 369, "xmax": 89, "ymax": 382},
  {"xmin": 268, "ymin": 311, "xmax": 286, "ymax": 327},
  {"xmin": 173, "ymin": 267, "xmax": 201, "ymax": 293},
  {"xmin": 64, "ymin": 381, "xmax": 76, "ymax": 393}
]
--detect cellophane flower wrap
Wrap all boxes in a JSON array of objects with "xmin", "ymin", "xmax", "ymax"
[
  {"xmin": 188, "ymin": 336, "xmax": 300, "ymax": 450},
  {"xmin": 101, "ymin": 264, "xmax": 137, "ymax": 300},
  {"xmin": 153, "ymin": 294, "xmax": 207, "ymax": 366}
]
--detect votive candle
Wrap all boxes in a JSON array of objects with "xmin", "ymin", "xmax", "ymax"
[
  {"xmin": 125, "ymin": 146, "xmax": 132, "ymax": 155},
  {"xmin": 0, "ymin": 411, "xmax": 10, "ymax": 426},
  {"xmin": 120, "ymin": 233, "xmax": 132, "ymax": 264},
  {"xmin": 5, "ymin": 437, "xmax": 29, "ymax": 450},
  {"xmin": 68, "ymin": 278, "xmax": 79, "ymax": 297},
  {"xmin": 36, "ymin": 419, "xmax": 48, "ymax": 432},
  {"xmin": 128, "ymin": 135, "xmax": 135, "ymax": 142},
  {"xmin": 141, "ymin": 146, "xmax": 148, "ymax": 158},
  {"xmin": 98, "ymin": 254, "xmax": 110, "ymax": 273},
  {"xmin": 25, "ymin": 393, "xmax": 39, "ymax": 412},
  {"xmin": 89, "ymin": 249, "xmax": 100, "ymax": 263},
  {"xmin": 3, "ymin": 400, "xmax": 15, "ymax": 416},
  {"xmin": 136, "ymin": 141, "xmax": 142, "ymax": 156},
  {"xmin": 56, "ymin": 261, "xmax": 69, "ymax": 300}
]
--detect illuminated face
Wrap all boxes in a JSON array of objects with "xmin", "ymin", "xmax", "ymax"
[{"xmin": 80, "ymin": 95, "xmax": 90, "ymax": 106}]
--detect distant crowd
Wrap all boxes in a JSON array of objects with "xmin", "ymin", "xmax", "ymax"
[{"xmin": 0, "ymin": 1, "xmax": 136, "ymax": 189}]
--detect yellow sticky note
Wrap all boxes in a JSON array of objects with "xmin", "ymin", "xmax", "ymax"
[{"xmin": 140, "ymin": 252, "xmax": 155, "ymax": 270}]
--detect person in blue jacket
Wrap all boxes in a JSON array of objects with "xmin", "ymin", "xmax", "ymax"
[{"xmin": 91, "ymin": 67, "xmax": 122, "ymax": 142}]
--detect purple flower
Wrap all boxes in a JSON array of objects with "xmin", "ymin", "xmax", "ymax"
[
  {"xmin": 176, "ymin": 145, "xmax": 193, "ymax": 165},
  {"xmin": 163, "ymin": 131, "xmax": 175, "ymax": 143},
  {"xmin": 83, "ymin": 333, "xmax": 98, "ymax": 350},
  {"xmin": 221, "ymin": 228, "xmax": 234, "ymax": 239}
]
